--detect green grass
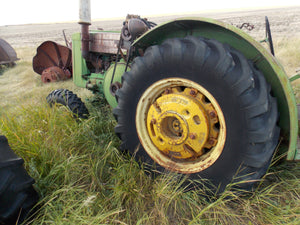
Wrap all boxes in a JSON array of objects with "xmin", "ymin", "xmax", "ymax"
[{"xmin": 0, "ymin": 41, "xmax": 299, "ymax": 224}]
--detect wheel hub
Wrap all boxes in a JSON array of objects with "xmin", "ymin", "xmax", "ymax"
[
  {"xmin": 136, "ymin": 78, "xmax": 226, "ymax": 173},
  {"xmin": 147, "ymin": 87, "xmax": 219, "ymax": 160}
]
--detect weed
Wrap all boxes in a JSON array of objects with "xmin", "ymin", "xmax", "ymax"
[{"xmin": 0, "ymin": 40, "xmax": 299, "ymax": 224}]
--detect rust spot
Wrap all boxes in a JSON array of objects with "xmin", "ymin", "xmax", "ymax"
[
  {"xmin": 208, "ymin": 138, "xmax": 217, "ymax": 146},
  {"xmin": 209, "ymin": 111, "xmax": 216, "ymax": 118},
  {"xmin": 153, "ymin": 101, "xmax": 161, "ymax": 113},
  {"xmin": 189, "ymin": 88, "xmax": 198, "ymax": 97},
  {"xmin": 189, "ymin": 133, "xmax": 196, "ymax": 140},
  {"xmin": 151, "ymin": 118, "xmax": 157, "ymax": 124},
  {"xmin": 164, "ymin": 88, "xmax": 172, "ymax": 94},
  {"xmin": 168, "ymin": 150, "xmax": 182, "ymax": 158},
  {"xmin": 41, "ymin": 66, "xmax": 71, "ymax": 83}
]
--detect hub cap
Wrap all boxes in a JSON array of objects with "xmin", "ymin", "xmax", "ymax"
[{"xmin": 136, "ymin": 78, "xmax": 226, "ymax": 174}]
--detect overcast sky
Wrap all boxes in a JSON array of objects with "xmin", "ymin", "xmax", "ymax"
[{"xmin": 0, "ymin": 0, "xmax": 299, "ymax": 26}]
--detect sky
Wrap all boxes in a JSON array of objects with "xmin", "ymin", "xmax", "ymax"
[{"xmin": 0, "ymin": 0, "xmax": 299, "ymax": 26}]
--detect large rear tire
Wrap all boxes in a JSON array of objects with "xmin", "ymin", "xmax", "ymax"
[
  {"xmin": 0, "ymin": 136, "xmax": 39, "ymax": 225},
  {"xmin": 113, "ymin": 36, "xmax": 280, "ymax": 192}
]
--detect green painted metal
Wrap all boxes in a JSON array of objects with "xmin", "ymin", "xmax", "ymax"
[
  {"xmin": 72, "ymin": 32, "xmax": 90, "ymax": 88},
  {"xmin": 72, "ymin": 32, "xmax": 125, "ymax": 108},
  {"xmin": 103, "ymin": 63, "xmax": 128, "ymax": 108},
  {"xmin": 296, "ymin": 136, "xmax": 300, "ymax": 160},
  {"xmin": 72, "ymin": 32, "xmax": 107, "ymax": 93},
  {"xmin": 289, "ymin": 73, "xmax": 300, "ymax": 82},
  {"xmin": 133, "ymin": 18, "xmax": 298, "ymax": 160}
]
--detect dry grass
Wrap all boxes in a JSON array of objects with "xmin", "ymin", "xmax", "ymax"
[
  {"xmin": 0, "ymin": 37, "xmax": 299, "ymax": 224},
  {"xmin": 0, "ymin": 47, "xmax": 91, "ymax": 113},
  {"xmin": 274, "ymin": 37, "xmax": 300, "ymax": 77}
]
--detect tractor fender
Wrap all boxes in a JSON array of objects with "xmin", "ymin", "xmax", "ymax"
[{"xmin": 132, "ymin": 17, "xmax": 298, "ymax": 160}]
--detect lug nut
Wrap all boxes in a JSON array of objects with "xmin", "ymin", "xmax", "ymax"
[
  {"xmin": 189, "ymin": 88, "xmax": 197, "ymax": 97},
  {"xmin": 209, "ymin": 111, "xmax": 216, "ymax": 118},
  {"xmin": 164, "ymin": 88, "xmax": 172, "ymax": 94},
  {"xmin": 189, "ymin": 133, "xmax": 196, "ymax": 139},
  {"xmin": 208, "ymin": 138, "xmax": 216, "ymax": 145}
]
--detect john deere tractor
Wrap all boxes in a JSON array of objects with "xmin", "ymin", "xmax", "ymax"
[{"xmin": 46, "ymin": 0, "xmax": 299, "ymax": 192}]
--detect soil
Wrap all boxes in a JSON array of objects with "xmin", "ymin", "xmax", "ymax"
[{"xmin": 0, "ymin": 6, "xmax": 300, "ymax": 48}]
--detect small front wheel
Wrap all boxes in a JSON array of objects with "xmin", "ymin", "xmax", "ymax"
[{"xmin": 46, "ymin": 89, "xmax": 89, "ymax": 119}]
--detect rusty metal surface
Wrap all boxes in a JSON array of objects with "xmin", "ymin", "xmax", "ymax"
[
  {"xmin": 41, "ymin": 66, "xmax": 71, "ymax": 83},
  {"xmin": 0, "ymin": 38, "xmax": 19, "ymax": 65},
  {"xmin": 237, "ymin": 23, "xmax": 255, "ymax": 31},
  {"xmin": 89, "ymin": 32, "xmax": 120, "ymax": 54},
  {"xmin": 32, "ymin": 41, "xmax": 72, "ymax": 76},
  {"xmin": 80, "ymin": 24, "xmax": 90, "ymax": 60}
]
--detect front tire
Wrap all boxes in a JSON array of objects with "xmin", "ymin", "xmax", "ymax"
[
  {"xmin": 114, "ymin": 37, "xmax": 280, "ymax": 192},
  {"xmin": 46, "ymin": 89, "xmax": 89, "ymax": 119}
]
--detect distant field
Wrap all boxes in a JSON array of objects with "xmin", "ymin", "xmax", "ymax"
[{"xmin": 1, "ymin": 6, "xmax": 300, "ymax": 48}]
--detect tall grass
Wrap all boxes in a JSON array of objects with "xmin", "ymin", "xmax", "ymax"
[
  {"xmin": 0, "ymin": 41, "xmax": 299, "ymax": 224},
  {"xmin": 274, "ymin": 37, "xmax": 300, "ymax": 102}
]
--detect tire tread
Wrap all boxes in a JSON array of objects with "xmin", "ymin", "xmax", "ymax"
[{"xmin": 114, "ymin": 36, "xmax": 279, "ymax": 191}]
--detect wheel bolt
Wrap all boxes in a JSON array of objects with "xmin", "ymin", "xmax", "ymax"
[
  {"xmin": 208, "ymin": 138, "xmax": 216, "ymax": 145},
  {"xmin": 164, "ymin": 88, "xmax": 172, "ymax": 94},
  {"xmin": 189, "ymin": 133, "xmax": 196, "ymax": 139},
  {"xmin": 189, "ymin": 88, "xmax": 197, "ymax": 97},
  {"xmin": 209, "ymin": 111, "xmax": 216, "ymax": 118}
]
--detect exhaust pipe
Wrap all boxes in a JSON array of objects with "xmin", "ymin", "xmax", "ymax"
[{"xmin": 79, "ymin": 0, "xmax": 91, "ymax": 60}]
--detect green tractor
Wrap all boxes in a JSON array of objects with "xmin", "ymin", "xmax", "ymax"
[{"xmin": 46, "ymin": 0, "xmax": 299, "ymax": 192}]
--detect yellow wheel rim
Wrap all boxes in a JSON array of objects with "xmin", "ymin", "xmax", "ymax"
[{"xmin": 136, "ymin": 78, "xmax": 226, "ymax": 174}]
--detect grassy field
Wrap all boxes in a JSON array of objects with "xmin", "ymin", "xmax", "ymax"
[{"xmin": 0, "ymin": 38, "xmax": 299, "ymax": 224}]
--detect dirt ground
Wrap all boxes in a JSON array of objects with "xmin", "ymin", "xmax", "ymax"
[{"xmin": 1, "ymin": 6, "xmax": 300, "ymax": 48}]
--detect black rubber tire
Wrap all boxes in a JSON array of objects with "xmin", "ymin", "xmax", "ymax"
[
  {"xmin": 46, "ymin": 89, "xmax": 89, "ymax": 119},
  {"xmin": 113, "ymin": 36, "xmax": 280, "ymax": 192},
  {"xmin": 0, "ymin": 135, "xmax": 39, "ymax": 225}
]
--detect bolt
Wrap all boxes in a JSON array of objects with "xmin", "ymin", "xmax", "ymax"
[
  {"xmin": 164, "ymin": 88, "xmax": 172, "ymax": 94},
  {"xmin": 151, "ymin": 118, "xmax": 157, "ymax": 124},
  {"xmin": 209, "ymin": 111, "xmax": 216, "ymax": 118},
  {"xmin": 208, "ymin": 138, "xmax": 216, "ymax": 146},
  {"xmin": 189, "ymin": 133, "xmax": 196, "ymax": 140},
  {"xmin": 189, "ymin": 88, "xmax": 198, "ymax": 97}
]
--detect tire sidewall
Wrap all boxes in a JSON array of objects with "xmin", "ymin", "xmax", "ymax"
[{"xmin": 118, "ymin": 42, "xmax": 250, "ymax": 188}]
